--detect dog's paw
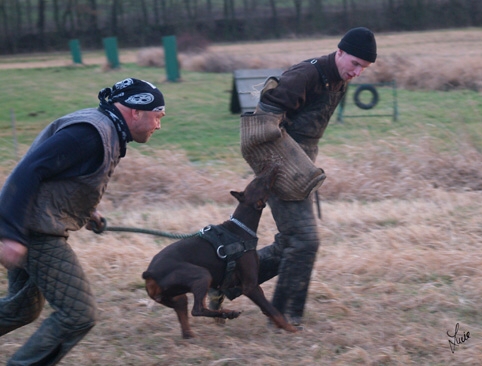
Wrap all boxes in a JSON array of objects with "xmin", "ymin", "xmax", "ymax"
[
  {"xmin": 221, "ymin": 310, "xmax": 241, "ymax": 319},
  {"xmin": 182, "ymin": 330, "xmax": 195, "ymax": 339},
  {"xmin": 286, "ymin": 324, "xmax": 299, "ymax": 333}
]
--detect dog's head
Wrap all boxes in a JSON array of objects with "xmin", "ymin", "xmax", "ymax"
[{"xmin": 230, "ymin": 164, "xmax": 279, "ymax": 211}]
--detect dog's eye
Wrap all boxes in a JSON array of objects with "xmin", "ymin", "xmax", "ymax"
[{"xmin": 256, "ymin": 200, "xmax": 266, "ymax": 209}]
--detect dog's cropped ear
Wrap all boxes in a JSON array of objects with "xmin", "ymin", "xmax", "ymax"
[{"xmin": 230, "ymin": 191, "xmax": 244, "ymax": 202}]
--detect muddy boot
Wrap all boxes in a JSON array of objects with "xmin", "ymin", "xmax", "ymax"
[
  {"xmin": 271, "ymin": 243, "xmax": 318, "ymax": 325},
  {"xmin": 7, "ymin": 319, "xmax": 95, "ymax": 366}
]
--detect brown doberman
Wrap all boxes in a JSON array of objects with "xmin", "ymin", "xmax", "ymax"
[{"xmin": 142, "ymin": 165, "xmax": 297, "ymax": 338}]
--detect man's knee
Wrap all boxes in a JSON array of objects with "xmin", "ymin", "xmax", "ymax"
[
  {"xmin": 69, "ymin": 308, "xmax": 97, "ymax": 332},
  {"xmin": 55, "ymin": 295, "xmax": 98, "ymax": 334},
  {"xmin": 57, "ymin": 314, "xmax": 97, "ymax": 341}
]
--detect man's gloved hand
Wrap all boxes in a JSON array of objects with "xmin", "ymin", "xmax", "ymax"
[{"xmin": 86, "ymin": 210, "xmax": 106, "ymax": 233}]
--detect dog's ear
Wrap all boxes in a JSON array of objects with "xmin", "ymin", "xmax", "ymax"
[{"xmin": 230, "ymin": 191, "xmax": 244, "ymax": 202}]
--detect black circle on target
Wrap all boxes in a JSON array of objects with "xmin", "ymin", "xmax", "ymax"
[{"xmin": 353, "ymin": 84, "xmax": 379, "ymax": 110}]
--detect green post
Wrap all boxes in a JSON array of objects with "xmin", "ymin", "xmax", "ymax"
[
  {"xmin": 103, "ymin": 37, "xmax": 120, "ymax": 69},
  {"xmin": 163, "ymin": 35, "xmax": 180, "ymax": 82},
  {"xmin": 68, "ymin": 39, "xmax": 82, "ymax": 64}
]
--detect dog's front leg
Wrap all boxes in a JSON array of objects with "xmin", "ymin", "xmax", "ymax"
[
  {"xmin": 237, "ymin": 253, "xmax": 297, "ymax": 333},
  {"xmin": 244, "ymin": 285, "xmax": 297, "ymax": 333},
  {"xmin": 190, "ymin": 278, "xmax": 241, "ymax": 320}
]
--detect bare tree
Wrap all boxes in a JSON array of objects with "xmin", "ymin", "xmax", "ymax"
[
  {"xmin": 309, "ymin": 0, "xmax": 323, "ymax": 32},
  {"xmin": 0, "ymin": 0, "xmax": 13, "ymax": 52},
  {"xmin": 153, "ymin": 0, "xmax": 161, "ymax": 23},
  {"xmin": 183, "ymin": 0, "xmax": 199, "ymax": 32},
  {"xmin": 53, "ymin": 0, "xmax": 59, "ymax": 31},
  {"xmin": 36, "ymin": 0, "xmax": 46, "ymax": 47},
  {"xmin": 223, "ymin": 0, "xmax": 236, "ymax": 39},
  {"xmin": 293, "ymin": 0, "xmax": 303, "ymax": 35},
  {"xmin": 268, "ymin": 0, "xmax": 280, "ymax": 37},
  {"xmin": 110, "ymin": 0, "xmax": 122, "ymax": 36},
  {"xmin": 87, "ymin": 0, "xmax": 98, "ymax": 34},
  {"xmin": 183, "ymin": 0, "xmax": 197, "ymax": 20},
  {"xmin": 139, "ymin": 0, "xmax": 150, "ymax": 30},
  {"xmin": 160, "ymin": 0, "xmax": 169, "ymax": 26},
  {"xmin": 25, "ymin": 0, "xmax": 33, "ymax": 33},
  {"xmin": 206, "ymin": 0, "xmax": 212, "ymax": 18},
  {"xmin": 468, "ymin": 0, "xmax": 480, "ymax": 26}
]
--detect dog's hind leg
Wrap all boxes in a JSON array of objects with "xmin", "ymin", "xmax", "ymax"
[{"xmin": 162, "ymin": 294, "xmax": 195, "ymax": 339}]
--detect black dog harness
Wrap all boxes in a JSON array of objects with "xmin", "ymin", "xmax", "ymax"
[{"xmin": 199, "ymin": 215, "xmax": 258, "ymax": 289}]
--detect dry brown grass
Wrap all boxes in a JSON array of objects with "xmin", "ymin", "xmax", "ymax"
[
  {"xmin": 175, "ymin": 28, "xmax": 482, "ymax": 91},
  {"xmin": 2, "ymin": 138, "xmax": 482, "ymax": 365},
  {"xmin": 2, "ymin": 29, "xmax": 482, "ymax": 365}
]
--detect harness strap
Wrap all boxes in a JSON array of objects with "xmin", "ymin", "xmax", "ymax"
[
  {"xmin": 306, "ymin": 58, "xmax": 329, "ymax": 89},
  {"xmin": 199, "ymin": 224, "xmax": 258, "ymax": 289},
  {"xmin": 305, "ymin": 58, "xmax": 347, "ymax": 93}
]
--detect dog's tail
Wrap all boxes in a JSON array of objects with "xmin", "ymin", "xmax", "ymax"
[{"xmin": 142, "ymin": 271, "xmax": 152, "ymax": 279}]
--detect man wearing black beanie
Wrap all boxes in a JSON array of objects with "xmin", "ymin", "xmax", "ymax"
[
  {"xmin": 338, "ymin": 27, "xmax": 377, "ymax": 64},
  {"xmin": 210, "ymin": 27, "xmax": 377, "ymax": 328}
]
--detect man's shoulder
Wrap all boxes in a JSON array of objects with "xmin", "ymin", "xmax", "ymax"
[{"xmin": 56, "ymin": 108, "xmax": 104, "ymax": 123}]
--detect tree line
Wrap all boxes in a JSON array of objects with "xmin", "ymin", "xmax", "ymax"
[{"xmin": 0, "ymin": 0, "xmax": 480, "ymax": 54}]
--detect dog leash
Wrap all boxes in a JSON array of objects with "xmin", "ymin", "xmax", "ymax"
[{"xmin": 90, "ymin": 217, "xmax": 199, "ymax": 239}]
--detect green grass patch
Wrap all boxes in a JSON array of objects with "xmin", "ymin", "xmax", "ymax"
[{"xmin": 1, "ymin": 63, "xmax": 481, "ymax": 165}]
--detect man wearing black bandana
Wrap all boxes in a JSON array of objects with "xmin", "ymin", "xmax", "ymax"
[{"xmin": 0, "ymin": 78, "xmax": 165, "ymax": 365}]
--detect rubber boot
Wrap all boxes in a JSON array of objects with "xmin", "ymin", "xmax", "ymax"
[{"xmin": 7, "ymin": 317, "xmax": 95, "ymax": 366}]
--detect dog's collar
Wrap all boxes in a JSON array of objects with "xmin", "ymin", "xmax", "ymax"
[{"xmin": 229, "ymin": 215, "xmax": 257, "ymax": 238}]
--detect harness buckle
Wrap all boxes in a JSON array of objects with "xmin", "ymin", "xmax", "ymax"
[{"xmin": 216, "ymin": 245, "xmax": 227, "ymax": 259}]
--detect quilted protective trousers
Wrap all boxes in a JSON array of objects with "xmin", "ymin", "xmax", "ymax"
[
  {"xmin": 0, "ymin": 235, "xmax": 97, "ymax": 365},
  {"xmin": 257, "ymin": 194, "xmax": 320, "ymax": 321}
]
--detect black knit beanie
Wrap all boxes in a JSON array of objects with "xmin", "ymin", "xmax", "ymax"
[{"xmin": 338, "ymin": 27, "xmax": 377, "ymax": 63}]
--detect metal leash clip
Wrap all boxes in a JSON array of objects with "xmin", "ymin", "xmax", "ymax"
[{"xmin": 200, "ymin": 225, "xmax": 212, "ymax": 235}]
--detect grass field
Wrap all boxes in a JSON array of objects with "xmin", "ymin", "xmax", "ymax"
[{"xmin": 1, "ymin": 28, "xmax": 482, "ymax": 365}]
